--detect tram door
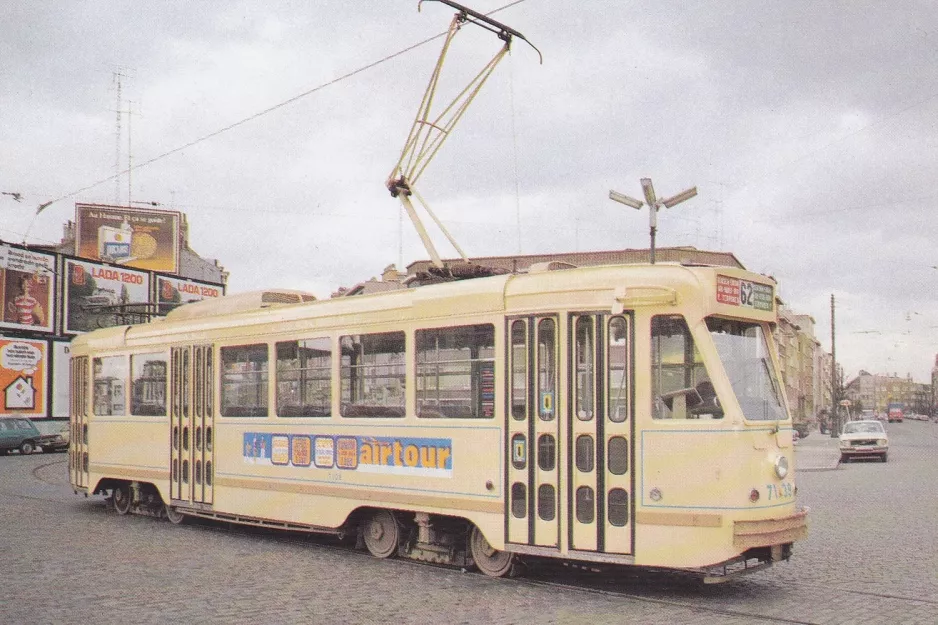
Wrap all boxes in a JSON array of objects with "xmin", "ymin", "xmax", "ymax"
[
  {"xmin": 170, "ymin": 345, "xmax": 214, "ymax": 506},
  {"xmin": 568, "ymin": 313, "xmax": 633, "ymax": 554},
  {"xmin": 506, "ymin": 316, "xmax": 560, "ymax": 548},
  {"xmin": 70, "ymin": 355, "xmax": 90, "ymax": 489}
]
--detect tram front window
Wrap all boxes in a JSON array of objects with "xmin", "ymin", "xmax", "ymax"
[
  {"xmin": 651, "ymin": 316, "xmax": 720, "ymax": 419},
  {"xmin": 707, "ymin": 318, "xmax": 785, "ymax": 422}
]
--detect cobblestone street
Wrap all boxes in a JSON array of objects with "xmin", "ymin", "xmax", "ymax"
[{"xmin": 2, "ymin": 421, "xmax": 936, "ymax": 624}]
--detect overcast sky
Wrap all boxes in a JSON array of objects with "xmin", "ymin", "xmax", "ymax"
[{"xmin": 3, "ymin": 1, "xmax": 938, "ymax": 382}]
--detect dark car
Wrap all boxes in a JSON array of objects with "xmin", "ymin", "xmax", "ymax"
[{"xmin": 0, "ymin": 417, "xmax": 45, "ymax": 455}]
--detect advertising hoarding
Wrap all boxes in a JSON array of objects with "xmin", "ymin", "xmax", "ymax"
[
  {"xmin": 51, "ymin": 341, "xmax": 71, "ymax": 418},
  {"xmin": 64, "ymin": 259, "xmax": 150, "ymax": 334},
  {"xmin": 0, "ymin": 244, "xmax": 55, "ymax": 333},
  {"xmin": 156, "ymin": 275, "xmax": 224, "ymax": 314},
  {"xmin": 75, "ymin": 203, "xmax": 180, "ymax": 273},
  {"xmin": 1, "ymin": 338, "xmax": 47, "ymax": 417}
]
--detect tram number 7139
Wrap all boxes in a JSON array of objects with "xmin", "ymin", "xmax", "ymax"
[{"xmin": 766, "ymin": 482, "xmax": 794, "ymax": 501}]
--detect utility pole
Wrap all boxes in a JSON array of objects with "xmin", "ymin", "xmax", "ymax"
[
  {"xmin": 831, "ymin": 294, "xmax": 839, "ymax": 438},
  {"xmin": 609, "ymin": 178, "xmax": 697, "ymax": 263}
]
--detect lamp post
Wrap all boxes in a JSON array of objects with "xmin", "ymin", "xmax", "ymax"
[{"xmin": 609, "ymin": 178, "xmax": 697, "ymax": 264}]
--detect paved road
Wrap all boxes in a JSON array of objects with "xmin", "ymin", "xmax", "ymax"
[{"xmin": 2, "ymin": 421, "xmax": 937, "ymax": 624}]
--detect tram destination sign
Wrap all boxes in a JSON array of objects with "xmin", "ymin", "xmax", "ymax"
[{"xmin": 716, "ymin": 275, "xmax": 774, "ymax": 312}]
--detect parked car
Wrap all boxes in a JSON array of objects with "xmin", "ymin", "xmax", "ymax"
[
  {"xmin": 839, "ymin": 419, "xmax": 889, "ymax": 463},
  {"xmin": 40, "ymin": 423, "xmax": 69, "ymax": 453},
  {"xmin": 0, "ymin": 417, "xmax": 45, "ymax": 455}
]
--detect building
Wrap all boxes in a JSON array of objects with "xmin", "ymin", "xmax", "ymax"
[
  {"xmin": 843, "ymin": 371, "xmax": 931, "ymax": 415},
  {"xmin": 932, "ymin": 355, "xmax": 938, "ymax": 416},
  {"xmin": 776, "ymin": 308, "xmax": 815, "ymax": 426}
]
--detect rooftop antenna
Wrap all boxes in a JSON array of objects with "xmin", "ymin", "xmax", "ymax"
[
  {"xmin": 111, "ymin": 67, "xmax": 134, "ymax": 205},
  {"xmin": 387, "ymin": 0, "xmax": 541, "ymax": 269}
]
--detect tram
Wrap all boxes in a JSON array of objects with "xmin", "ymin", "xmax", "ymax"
[{"xmin": 68, "ymin": 262, "xmax": 808, "ymax": 581}]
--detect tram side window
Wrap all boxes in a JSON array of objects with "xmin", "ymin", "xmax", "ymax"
[
  {"xmin": 510, "ymin": 320, "xmax": 527, "ymax": 420},
  {"xmin": 340, "ymin": 332, "xmax": 405, "ymax": 418},
  {"xmin": 651, "ymin": 315, "xmax": 718, "ymax": 420},
  {"xmin": 131, "ymin": 353, "xmax": 167, "ymax": 416},
  {"xmin": 573, "ymin": 316, "xmax": 594, "ymax": 421},
  {"xmin": 220, "ymin": 345, "xmax": 269, "ymax": 417},
  {"xmin": 537, "ymin": 318, "xmax": 556, "ymax": 421},
  {"xmin": 276, "ymin": 338, "xmax": 332, "ymax": 417},
  {"xmin": 416, "ymin": 324, "xmax": 495, "ymax": 419},
  {"xmin": 607, "ymin": 316, "xmax": 629, "ymax": 423},
  {"xmin": 93, "ymin": 356, "xmax": 128, "ymax": 416}
]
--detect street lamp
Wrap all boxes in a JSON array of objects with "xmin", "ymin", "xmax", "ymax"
[{"xmin": 609, "ymin": 178, "xmax": 697, "ymax": 264}]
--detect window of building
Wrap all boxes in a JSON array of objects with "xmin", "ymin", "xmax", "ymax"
[
  {"xmin": 220, "ymin": 345, "xmax": 269, "ymax": 417},
  {"xmin": 276, "ymin": 338, "xmax": 331, "ymax": 417},
  {"xmin": 131, "ymin": 353, "xmax": 167, "ymax": 416},
  {"xmin": 93, "ymin": 356, "xmax": 128, "ymax": 416},
  {"xmin": 340, "ymin": 332, "xmax": 405, "ymax": 418},
  {"xmin": 416, "ymin": 324, "xmax": 495, "ymax": 418}
]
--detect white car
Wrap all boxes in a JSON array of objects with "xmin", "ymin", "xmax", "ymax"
[{"xmin": 839, "ymin": 420, "xmax": 889, "ymax": 463}]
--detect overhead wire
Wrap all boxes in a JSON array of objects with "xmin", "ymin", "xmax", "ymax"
[{"xmin": 34, "ymin": 0, "xmax": 530, "ymax": 213}]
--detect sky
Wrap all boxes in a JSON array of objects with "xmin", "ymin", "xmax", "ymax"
[{"xmin": 2, "ymin": 1, "xmax": 938, "ymax": 382}]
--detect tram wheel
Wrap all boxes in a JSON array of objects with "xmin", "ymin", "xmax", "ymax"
[
  {"xmin": 469, "ymin": 525, "xmax": 515, "ymax": 577},
  {"xmin": 112, "ymin": 483, "xmax": 132, "ymax": 515},
  {"xmin": 164, "ymin": 504, "xmax": 186, "ymax": 525},
  {"xmin": 362, "ymin": 510, "xmax": 399, "ymax": 559}
]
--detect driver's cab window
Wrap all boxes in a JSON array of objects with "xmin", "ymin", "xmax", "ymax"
[{"xmin": 651, "ymin": 315, "xmax": 721, "ymax": 419}]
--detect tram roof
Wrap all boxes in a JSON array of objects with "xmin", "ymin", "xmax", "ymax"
[{"xmin": 72, "ymin": 262, "xmax": 775, "ymax": 350}]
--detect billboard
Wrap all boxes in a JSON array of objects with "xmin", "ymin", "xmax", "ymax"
[
  {"xmin": 51, "ymin": 341, "xmax": 71, "ymax": 418},
  {"xmin": 1, "ymin": 338, "xmax": 48, "ymax": 418},
  {"xmin": 64, "ymin": 258, "xmax": 150, "ymax": 334},
  {"xmin": 75, "ymin": 203, "xmax": 180, "ymax": 273},
  {"xmin": 0, "ymin": 244, "xmax": 55, "ymax": 333},
  {"xmin": 156, "ymin": 276, "xmax": 224, "ymax": 314}
]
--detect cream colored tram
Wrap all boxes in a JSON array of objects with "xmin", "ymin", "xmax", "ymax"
[{"xmin": 68, "ymin": 262, "xmax": 807, "ymax": 581}]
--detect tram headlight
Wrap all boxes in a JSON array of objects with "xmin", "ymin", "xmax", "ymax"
[{"xmin": 774, "ymin": 455, "xmax": 789, "ymax": 479}]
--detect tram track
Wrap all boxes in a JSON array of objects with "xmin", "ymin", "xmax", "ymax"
[
  {"xmin": 155, "ymin": 513, "xmax": 937, "ymax": 625},
  {"xmin": 31, "ymin": 455, "xmax": 67, "ymax": 485},
  {"xmin": 11, "ymin": 463, "xmax": 937, "ymax": 621},
  {"xmin": 233, "ymin": 519, "xmax": 938, "ymax": 622},
  {"xmin": 0, "ymin": 455, "xmax": 69, "ymax": 504},
  {"xmin": 779, "ymin": 578, "xmax": 938, "ymax": 606}
]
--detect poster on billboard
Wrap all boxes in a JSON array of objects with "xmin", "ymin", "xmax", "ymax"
[
  {"xmin": 156, "ymin": 276, "xmax": 224, "ymax": 315},
  {"xmin": 1, "ymin": 338, "xmax": 47, "ymax": 418},
  {"xmin": 0, "ymin": 243, "xmax": 55, "ymax": 333},
  {"xmin": 51, "ymin": 341, "xmax": 71, "ymax": 418},
  {"xmin": 75, "ymin": 203, "xmax": 180, "ymax": 273},
  {"xmin": 64, "ymin": 258, "xmax": 151, "ymax": 334}
]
